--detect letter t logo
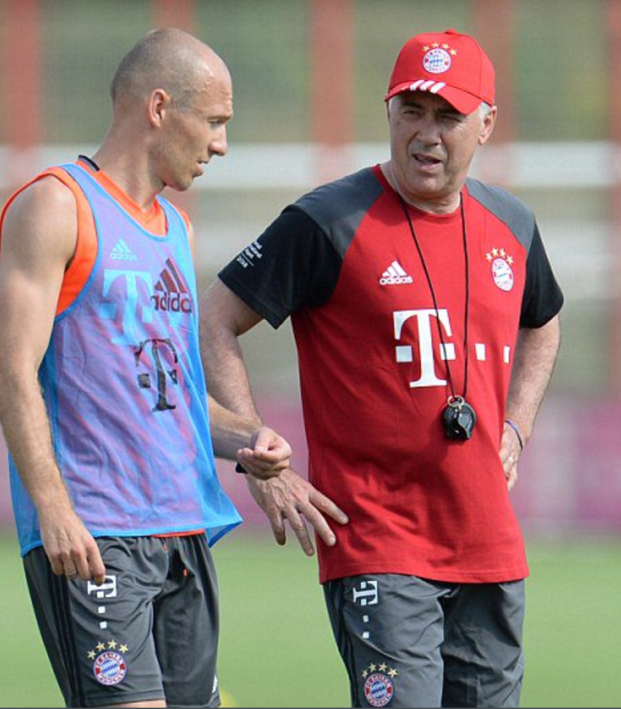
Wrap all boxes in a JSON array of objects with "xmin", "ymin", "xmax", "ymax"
[{"xmin": 393, "ymin": 309, "xmax": 455, "ymax": 388}]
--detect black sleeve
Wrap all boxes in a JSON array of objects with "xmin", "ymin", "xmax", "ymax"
[
  {"xmin": 218, "ymin": 206, "xmax": 342, "ymax": 328},
  {"xmin": 520, "ymin": 223, "xmax": 564, "ymax": 328}
]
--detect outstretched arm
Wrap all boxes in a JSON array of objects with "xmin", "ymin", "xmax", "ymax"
[
  {"xmin": 500, "ymin": 314, "xmax": 562, "ymax": 490},
  {"xmin": 200, "ymin": 279, "xmax": 348, "ymax": 552},
  {"xmin": 0, "ymin": 178, "xmax": 105, "ymax": 583}
]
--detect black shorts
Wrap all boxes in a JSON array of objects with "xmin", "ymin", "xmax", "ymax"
[
  {"xmin": 24, "ymin": 535, "xmax": 220, "ymax": 708},
  {"xmin": 324, "ymin": 573, "xmax": 525, "ymax": 708}
]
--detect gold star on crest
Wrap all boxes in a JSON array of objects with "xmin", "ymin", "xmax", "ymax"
[
  {"xmin": 363, "ymin": 661, "xmax": 397, "ymax": 679},
  {"xmin": 432, "ymin": 42, "xmax": 440, "ymax": 48},
  {"xmin": 423, "ymin": 45, "xmax": 430, "ymax": 51},
  {"xmin": 96, "ymin": 642, "xmax": 105, "ymax": 652},
  {"xmin": 450, "ymin": 49, "xmax": 458, "ymax": 55},
  {"xmin": 486, "ymin": 246, "xmax": 513, "ymax": 264},
  {"xmin": 361, "ymin": 662, "xmax": 397, "ymax": 679},
  {"xmin": 108, "ymin": 639, "xmax": 117, "ymax": 649},
  {"xmin": 87, "ymin": 650, "xmax": 96, "ymax": 660},
  {"xmin": 119, "ymin": 644, "xmax": 129, "ymax": 653}
]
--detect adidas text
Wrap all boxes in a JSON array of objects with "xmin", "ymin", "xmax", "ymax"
[
  {"xmin": 380, "ymin": 274, "xmax": 413, "ymax": 285},
  {"xmin": 150, "ymin": 292, "xmax": 193, "ymax": 313}
]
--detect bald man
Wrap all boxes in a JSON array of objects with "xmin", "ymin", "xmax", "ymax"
[{"xmin": 0, "ymin": 28, "xmax": 290, "ymax": 708}]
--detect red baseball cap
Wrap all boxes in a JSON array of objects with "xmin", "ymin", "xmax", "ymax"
[{"xmin": 384, "ymin": 29, "xmax": 495, "ymax": 114}]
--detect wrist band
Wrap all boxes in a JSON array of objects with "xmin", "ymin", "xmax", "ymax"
[
  {"xmin": 235, "ymin": 463, "xmax": 247, "ymax": 474},
  {"xmin": 504, "ymin": 419, "xmax": 524, "ymax": 450}
]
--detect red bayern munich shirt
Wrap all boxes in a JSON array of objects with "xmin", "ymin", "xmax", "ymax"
[{"xmin": 220, "ymin": 165, "xmax": 564, "ymax": 584}]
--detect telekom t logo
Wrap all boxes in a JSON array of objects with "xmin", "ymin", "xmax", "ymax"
[
  {"xmin": 352, "ymin": 580, "xmax": 379, "ymax": 606},
  {"xmin": 87, "ymin": 575, "xmax": 118, "ymax": 599},
  {"xmin": 394, "ymin": 308, "xmax": 456, "ymax": 388},
  {"xmin": 100, "ymin": 269, "xmax": 154, "ymax": 344},
  {"xmin": 87, "ymin": 575, "xmax": 118, "ymax": 630}
]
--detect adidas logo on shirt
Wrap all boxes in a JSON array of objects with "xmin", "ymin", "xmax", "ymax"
[
  {"xmin": 110, "ymin": 238, "xmax": 137, "ymax": 261},
  {"xmin": 379, "ymin": 260, "xmax": 413, "ymax": 286},
  {"xmin": 151, "ymin": 258, "xmax": 193, "ymax": 313}
]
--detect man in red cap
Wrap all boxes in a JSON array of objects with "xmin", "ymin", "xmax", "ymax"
[{"xmin": 201, "ymin": 29, "xmax": 564, "ymax": 707}]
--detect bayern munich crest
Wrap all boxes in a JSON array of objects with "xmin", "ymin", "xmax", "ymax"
[
  {"xmin": 88, "ymin": 640, "xmax": 129, "ymax": 686},
  {"xmin": 93, "ymin": 651, "xmax": 127, "ymax": 685},
  {"xmin": 423, "ymin": 43, "xmax": 456, "ymax": 74},
  {"xmin": 364, "ymin": 673, "xmax": 394, "ymax": 707},
  {"xmin": 362, "ymin": 663, "xmax": 397, "ymax": 707},
  {"xmin": 486, "ymin": 247, "xmax": 515, "ymax": 292}
]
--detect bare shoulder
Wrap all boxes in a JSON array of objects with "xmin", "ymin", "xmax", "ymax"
[
  {"xmin": 2, "ymin": 174, "xmax": 78, "ymax": 266},
  {"xmin": 5, "ymin": 173, "xmax": 77, "ymax": 221}
]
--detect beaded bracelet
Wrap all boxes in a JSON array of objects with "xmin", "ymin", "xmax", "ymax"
[{"xmin": 504, "ymin": 419, "xmax": 524, "ymax": 451}]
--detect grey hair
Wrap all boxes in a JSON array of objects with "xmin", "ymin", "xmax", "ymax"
[{"xmin": 479, "ymin": 102, "xmax": 493, "ymax": 119}]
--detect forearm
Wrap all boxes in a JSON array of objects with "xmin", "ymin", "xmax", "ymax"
[
  {"xmin": 205, "ymin": 333, "xmax": 261, "ymax": 420},
  {"xmin": 199, "ymin": 282, "xmax": 263, "ymax": 421},
  {"xmin": 0, "ymin": 367, "xmax": 105, "ymax": 580},
  {"xmin": 0, "ymin": 368, "xmax": 72, "ymax": 513},
  {"xmin": 209, "ymin": 394, "xmax": 260, "ymax": 459},
  {"xmin": 506, "ymin": 314, "xmax": 561, "ymax": 444}
]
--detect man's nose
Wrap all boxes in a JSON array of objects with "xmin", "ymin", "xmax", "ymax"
[
  {"xmin": 210, "ymin": 126, "xmax": 228, "ymax": 157},
  {"xmin": 415, "ymin": 114, "xmax": 442, "ymax": 143}
]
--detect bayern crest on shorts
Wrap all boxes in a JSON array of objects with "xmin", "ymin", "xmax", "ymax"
[
  {"xmin": 93, "ymin": 650, "xmax": 127, "ymax": 685},
  {"xmin": 364, "ymin": 672, "xmax": 394, "ymax": 707},
  {"xmin": 361, "ymin": 663, "xmax": 397, "ymax": 707},
  {"xmin": 88, "ymin": 641, "xmax": 129, "ymax": 686}
]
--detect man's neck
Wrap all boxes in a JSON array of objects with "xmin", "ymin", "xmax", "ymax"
[
  {"xmin": 91, "ymin": 140, "xmax": 161, "ymax": 211},
  {"xmin": 380, "ymin": 161, "xmax": 461, "ymax": 215}
]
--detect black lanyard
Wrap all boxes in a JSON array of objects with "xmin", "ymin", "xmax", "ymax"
[{"xmin": 398, "ymin": 193, "xmax": 476, "ymax": 441}]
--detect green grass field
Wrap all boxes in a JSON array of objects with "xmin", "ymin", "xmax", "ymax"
[{"xmin": 1, "ymin": 531, "xmax": 621, "ymax": 708}]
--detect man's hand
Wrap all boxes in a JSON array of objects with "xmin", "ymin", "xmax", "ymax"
[
  {"xmin": 235, "ymin": 426, "xmax": 292, "ymax": 480},
  {"xmin": 38, "ymin": 501, "xmax": 106, "ymax": 585},
  {"xmin": 245, "ymin": 468, "xmax": 348, "ymax": 555},
  {"xmin": 499, "ymin": 421, "xmax": 521, "ymax": 491}
]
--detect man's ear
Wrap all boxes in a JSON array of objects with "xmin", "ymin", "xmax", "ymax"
[
  {"xmin": 148, "ymin": 88, "xmax": 170, "ymax": 127},
  {"xmin": 479, "ymin": 105, "xmax": 497, "ymax": 145}
]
